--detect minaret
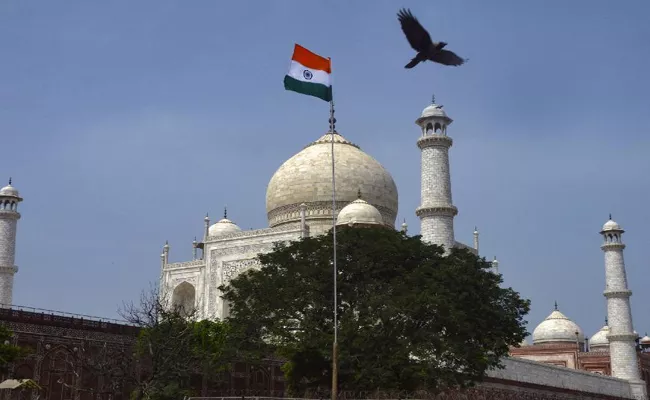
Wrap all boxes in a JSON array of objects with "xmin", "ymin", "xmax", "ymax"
[
  {"xmin": 473, "ymin": 227, "xmax": 479, "ymax": 254},
  {"xmin": 600, "ymin": 216, "xmax": 647, "ymax": 399},
  {"xmin": 0, "ymin": 179, "xmax": 22, "ymax": 306},
  {"xmin": 415, "ymin": 95, "xmax": 458, "ymax": 253}
]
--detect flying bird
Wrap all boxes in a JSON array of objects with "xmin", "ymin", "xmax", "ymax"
[{"xmin": 397, "ymin": 8, "xmax": 467, "ymax": 69}]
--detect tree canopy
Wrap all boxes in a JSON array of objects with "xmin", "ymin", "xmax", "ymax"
[{"xmin": 221, "ymin": 226, "xmax": 530, "ymax": 394}]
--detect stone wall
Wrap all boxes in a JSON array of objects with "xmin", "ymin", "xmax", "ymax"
[{"xmin": 488, "ymin": 357, "xmax": 635, "ymax": 399}]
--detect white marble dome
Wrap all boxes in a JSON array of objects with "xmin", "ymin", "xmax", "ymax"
[
  {"xmin": 602, "ymin": 218, "xmax": 622, "ymax": 231},
  {"xmin": 0, "ymin": 183, "xmax": 20, "ymax": 198},
  {"xmin": 420, "ymin": 103, "xmax": 450, "ymax": 120},
  {"xmin": 640, "ymin": 334, "xmax": 650, "ymax": 345},
  {"xmin": 532, "ymin": 309, "xmax": 585, "ymax": 345},
  {"xmin": 266, "ymin": 132, "xmax": 398, "ymax": 233},
  {"xmin": 208, "ymin": 218, "xmax": 242, "ymax": 237},
  {"xmin": 589, "ymin": 324, "xmax": 610, "ymax": 351},
  {"xmin": 336, "ymin": 196, "xmax": 383, "ymax": 226}
]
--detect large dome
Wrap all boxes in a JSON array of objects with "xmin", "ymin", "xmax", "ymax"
[{"xmin": 266, "ymin": 132, "xmax": 398, "ymax": 233}]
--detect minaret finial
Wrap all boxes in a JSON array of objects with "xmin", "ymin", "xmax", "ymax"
[
  {"xmin": 554, "ymin": 301, "xmax": 558, "ymax": 311},
  {"xmin": 605, "ymin": 317, "xmax": 608, "ymax": 326}
]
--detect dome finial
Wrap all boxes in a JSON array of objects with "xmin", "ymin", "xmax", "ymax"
[
  {"xmin": 554, "ymin": 301, "xmax": 558, "ymax": 311},
  {"xmin": 8, "ymin": 177, "xmax": 11, "ymax": 185},
  {"xmin": 431, "ymin": 93, "xmax": 435, "ymax": 104},
  {"xmin": 605, "ymin": 317, "xmax": 608, "ymax": 325},
  {"xmin": 609, "ymin": 213, "xmax": 612, "ymax": 220},
  {"xmin": 357, "ymin": 188, "xmax": 362, "ymax": 199},
  {"xmin": 224, "ymin": 206, "xmax": 227, "ymax": 219}
]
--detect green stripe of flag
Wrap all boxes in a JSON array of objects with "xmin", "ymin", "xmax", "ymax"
[{"xmin": 284, "ymin": 75, "xmax": 332, "ymax": 102}]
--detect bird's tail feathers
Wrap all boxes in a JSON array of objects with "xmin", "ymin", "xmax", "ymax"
[
  {"xmin": 404, "ymin": 57, "xmax": 421, "ymax": 69},
  {"xmin": 405, "ymin": 52, "xmax": 426, "ymax": 69}
]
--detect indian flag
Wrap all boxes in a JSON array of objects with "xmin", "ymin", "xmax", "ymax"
[{"xmin": 283, "ymin": 44, "xmax": 332, "ymax": 102}]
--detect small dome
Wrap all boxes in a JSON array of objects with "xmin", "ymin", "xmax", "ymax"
[
  {"xmin": 602, "ymin": 218, "xmax": 622, "ymax": 231},
  {"xmin": 208, "ymin": 218, "xmax": 242, "ymax": 237},
  {"xmin": 519, "ymin": 338, "xmax": 529, "ymax": 347},
  {"xmin": 532, "ymin": 309, "xmax": 585, "ymax": 345},
  {"xmin": 420, "ymin": 104, "xmax": 450, "ymax": 119},
  {"xmin": 336, "ymin": 197, "xmax": 383, "ymax": 226},
  {"xmin": 589, "ymin": 324, "xmax": 610, "ymax": 351},
  {"xmin": 0, "ymin": 183, "xmax": 20, "ymax": 198},
  {"xmin": 640, "ymin": 334, "xmax": 650, "ymax": 344}
]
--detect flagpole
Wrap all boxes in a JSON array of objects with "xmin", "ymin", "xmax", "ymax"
[{"xmin": 329, "ymin": 93, "xmax": 339, "ymax": 400}]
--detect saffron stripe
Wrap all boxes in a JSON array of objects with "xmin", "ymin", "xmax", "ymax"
[{"xmin": 291, "ymin": 44, "xmax": 331, "ymax": 73}]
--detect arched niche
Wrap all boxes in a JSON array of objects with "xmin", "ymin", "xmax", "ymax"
[{"xmin": 171, "ymin": 281, "xmax": 196, "ymax": 317}]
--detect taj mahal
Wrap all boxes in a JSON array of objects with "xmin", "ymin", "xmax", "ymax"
[{"xmin": 1, "ymin": 97, "xmax": 650, "ymax": 399}]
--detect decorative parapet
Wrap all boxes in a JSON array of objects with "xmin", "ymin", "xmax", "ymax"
[
  {"xmin": 0, "ymin": 304, "xmax": 140, "ymax": 335},
  {"xmin": 165, "ymin": 259, "xmax": 205, "ymax": 270},
  {"xmin": 268, "ymin": 201, "xmax": 395, "ymax": 229},
  {"xmin": 206, "ymin": 223, "xmax": 303, "ymax": 242}
]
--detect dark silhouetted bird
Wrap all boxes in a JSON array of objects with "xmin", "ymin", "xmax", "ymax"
[{"xmin": 397, "ymin": 8, "xmax": 466, "ymax": 69}]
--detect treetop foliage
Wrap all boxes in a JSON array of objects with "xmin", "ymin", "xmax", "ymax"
[{"xmin": 221, "ymin": 226, "xmax": 530, "ymax": 393}]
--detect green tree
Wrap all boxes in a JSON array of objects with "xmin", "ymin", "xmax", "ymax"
[
  {"xmin": 120, "ymin": 286, "xmax": 233, "ymax": 400},
  {"xmin": 221, "ymin": 226, "xmax": 530, "ymax": 394},
  {"xmin": 0, "ymin": 324, "xmax": 30, "ymax": 374}
]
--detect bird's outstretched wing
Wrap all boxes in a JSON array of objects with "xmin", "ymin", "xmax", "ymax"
[
  {"xmin": 432, "ymin": 49, "xmax": 467, "ymax": 66},
  {"xmin": 397, "ymin": 8, "xmax": 433, "ymax": 53}
]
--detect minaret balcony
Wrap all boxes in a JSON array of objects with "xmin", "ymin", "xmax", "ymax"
[
  {"xmin": 0, "ymin": 265, "xmax": 18, "ymax": 274},
  {"xmin": 603, "ymin": 289, "xmax": 633, "ymax": 299},
  {"xmin": 417, "ymin": 134, "xmax": 453, "ymax": 150},
  {"xmin": 416, "ymin": 205, "xmax": 458, "ymax": 218}
]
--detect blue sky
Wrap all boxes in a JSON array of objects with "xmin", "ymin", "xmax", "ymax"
[{"xmin": 1, "ymin": 0, "xmax": 649, "ymax": 340}]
